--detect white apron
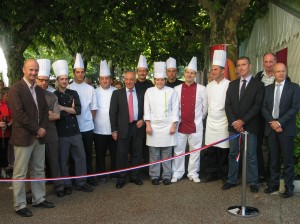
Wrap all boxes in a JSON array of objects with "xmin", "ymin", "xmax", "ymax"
[{"xmin": 146, "ymin": 117, "xmax": 177, "ymax": 147}]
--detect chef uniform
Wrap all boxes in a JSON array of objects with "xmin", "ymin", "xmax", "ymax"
[
  {"xmin": 172, "ymin": 57, "xmax": 208, "ymax": 183},
  {"xmin": 204, "ymin": 50, "xmax": 230, "ymax": 182},
  {"xmin": 69, "ymin": 53, "xmax": 98, "ymax": 185},
  {"xmin": 144, "ymin": 62, "xmax": 179, "ymax": 183},
  {"xmin": 93, "ymin": 60, "xmax": 117, "ymax": 181}
]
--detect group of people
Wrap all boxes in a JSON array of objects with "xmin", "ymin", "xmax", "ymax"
[{"xmin": 2, "ymin": 50, "xmax": 299, "ymax": 218}]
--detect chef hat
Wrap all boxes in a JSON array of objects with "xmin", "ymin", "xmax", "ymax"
[
  {"xmin": 154, "ymin": 62, "xmax": 166, "ymax": 79},
  {"xmin": 137, "ymin": 55, "xmax": 148, "ymax": 69},
  {"xmin": 186, "ymin": 56, "xmax": 197, "ymax": 72},
  {"xmin": 166, "ymin": 57, "xmax": 176, "ymax": 69},
  {"xmin": 37, "ymin": 59, "xmax": 51, "ymax": 77},
  {"xmin": 99, "ymin": 60, "xmax": 111, "ymax": 77},
  {"xmin": 212, "ymin": 50, "xmax": 227, "ymax": 67},
  {"xmin": 73, "ymin": 53, "xmax": 84, "ymax": 69},
  {"xmin": 52, "ymin": 60, "xmax": 69, "ymax": 78}
]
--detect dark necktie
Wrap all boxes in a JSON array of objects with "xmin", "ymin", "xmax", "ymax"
[{"xmin": 240, "ymin": 80, "xmax": 247, "ymax": 100}]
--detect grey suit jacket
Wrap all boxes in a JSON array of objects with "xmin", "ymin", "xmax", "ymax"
[
  {"xmin": 262, "ymin": 80, "xmax": 300, "ymax": 137},
  {"xmin": 8, "ymin": 79, "xmax": 48, "ymax": 146}
]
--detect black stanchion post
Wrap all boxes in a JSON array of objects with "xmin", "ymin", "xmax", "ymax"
[{"xmin": 227, "ymin": 131, "xmax": 259, "ymax": 218}]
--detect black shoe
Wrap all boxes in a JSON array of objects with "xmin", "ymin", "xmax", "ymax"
[
  {"xmin": 116, "ymin": 181, "xmax": 126, "ymax": 189},
  {"xmin": 258, "ymin": 176, "xmax": 267, "ymax": 183},
  {"xmin": 87, "ymin": 178, "xmax": 99, "ymax": 186},
  {"xmin": 75, "ymin": 184, "xmax": 94, "ymax": 192},
  {"xmin": 163, "ymin": 179, "xmax": 171, "ymax": 185},
  {"xmin": 222, "ymin": 182, "xmax": 237, "ymax": 190},
  {"xmin": 64, "ymin": 187, "xmax": 73, "ymax": 195},
  {"xmin": 264, "ymin": 185, "xmax": 279, "ymax": 194},
  {"xmin": 130, "ymin": 178, "xmax": 143, "ymax": 185},
  {"xmin": 250, "ymin": 185, "xmax": 259, "ymax": 193},
  {"xmin": 152, "ymin": 179, "xmax": 160, "ymax": 185},
  {"xmin": 56, "ymin": 190, "xmax": 65, "ymax": 197},
  {"xmin": 201, "ymin": 177, "xmax": 218, "ymax": 183},
  {"xmin": 33, "ymin": 200, "xmax": 55, "ymax": 208},
  {"xmin": 283, "ymin": 189, "xmax": 294, "ymax": 198},
  {"xmin": 16, "ymin": 207, "xmax": 33, "ymax": 217}
]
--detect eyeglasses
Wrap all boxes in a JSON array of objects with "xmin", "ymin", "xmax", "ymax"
[{"xmin": 36, "ymin": 78, "xmax": 49, "ymax": 82}]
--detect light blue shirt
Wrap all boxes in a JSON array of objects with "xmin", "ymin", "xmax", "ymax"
[{"xmin": 126, "ymin": 87, "xmax": 138, "ymax": 121}]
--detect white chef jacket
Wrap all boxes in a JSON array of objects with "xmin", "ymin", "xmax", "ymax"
[
  {"xmin": 144, "ymin": 86, "xmax": 179, "ymax": 147},
  {"xmin": 174, "ymin": 83, "xmax": 208, "ymax": 133},
  {"xmin": 205, "ymin": 78, "xmax": 230, "ymax": 148},
  {"xmin": 69, "ymin": 82, "xmax": 98, "ymax": 132},
  {"xmin": 93, "ymin": 85, "xmax": 116, "ymax": 135}
]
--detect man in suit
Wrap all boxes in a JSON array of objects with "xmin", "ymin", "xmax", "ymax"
[
  {"xmin": 255, "ymin": 53, "xmax": 277, "ymax": 183},
  {"xmin": 9, "ymin": 59, "xmax": 54, "ymax": 217},
  {"xmin": 110, "ymin": 70, "xmax": 145, "ymax": 188},
  {"xmin": 262, "ymin": 63, "xmax": 300, "ymax": 198},
  {"xmin": 222, "ymin": 56, "xmax": 264, "ymax": 193}
]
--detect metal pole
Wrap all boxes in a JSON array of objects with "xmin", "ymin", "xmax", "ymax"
[{"xmin": 227, "ymin": 131, "xmax": 259, "ymax": 218}]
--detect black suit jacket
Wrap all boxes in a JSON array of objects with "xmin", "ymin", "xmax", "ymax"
[
  {"xmin": 261, "ymin": 80, "xmax": 300, "ymax": 137},
  {"xmin": 109, "ymin": 87, "xmax": 145, "ymax": 139},
  {"xmin": 225, "ymin": 76, "xmax": 264, "ymax": 134}
]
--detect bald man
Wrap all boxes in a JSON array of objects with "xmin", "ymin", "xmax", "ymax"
[
  {"xmin": 9, "ymin": 60, "xmax": 54, "ymax": 217},
  {"xmin": 262, "ymin": 63, "xmax": 300, "ymax": 198}
]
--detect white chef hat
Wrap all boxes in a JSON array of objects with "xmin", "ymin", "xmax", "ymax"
[
  {"xmin": 73, "ymin": 53, "xmax": 84, "ymax": 69},
  {"xmin": 154, "ymin": 62, "xmax": 166, "ymax": 79},
  {"xmin": 186, "ymin": 56, "xmax": 197, "ymax": 72},
  {"xmin": 137, "ymin": 55, "xmax": 148, "ymax": 69},
  {"xmin": 99, "ymin": 60, "xmax": 111, "ymax": 77},
  {"xmin": 212, "ymin": 50, "xmax": 227, "ymax": 67},
  {"xmin": 37, "ymin": 59, "xmax": 51, "ymax": 77},
  {"xmin": 52, "ymin": 60, "xmax": 69, "ymax": 78},
  {"xmin": 166, "ymin": 57, "xmax": 176, "ymax": 69}
]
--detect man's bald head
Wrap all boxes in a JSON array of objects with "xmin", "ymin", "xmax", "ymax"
[
  {"xmin": 22, "ymin": 59, "xmax": 39, "ymax": 85},
  {"xmin": 273, "ymin": 63, "xmax": 287, "ymax": 83}
]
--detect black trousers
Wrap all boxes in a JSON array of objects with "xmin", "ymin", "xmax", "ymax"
[
  {"xmin": 93, "ymin": 134, "xmax": 117, "ymax": 177},
  {"xmin": 256, "ymin": 132, "xmax": 267, "ymax": 179},
  {"xmin": 81, "ymin": 130, "xmax": 94, "ymax": 174},
  {"xmin": 116, "ymin": 124, "xmax": 143, "ymax": 181},
  {"xmin": 0, "ymin": 138, "xmax": 8, "ymax": 168},
  {"xmin": 204, "ymin": 146, "xmax": 229, "ymax": 179},
  {"xmin": 268, "ymin": 131, "xmax": 295, "ymax": 190}
]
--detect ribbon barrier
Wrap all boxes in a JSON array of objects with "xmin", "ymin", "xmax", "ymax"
[
  {"xmin": 0, "ymin": 133, "xmax": 239, "ymax": 183},
  {"xmin": 227, "ymin": 131, "xmax": 260, "ymax": 218}
]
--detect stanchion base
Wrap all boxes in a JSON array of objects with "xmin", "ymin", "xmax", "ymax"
[{"xmin": 228, "ymin": 206, "xmax": 259, "ymax": 218}]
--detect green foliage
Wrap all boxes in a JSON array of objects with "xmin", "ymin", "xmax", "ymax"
[{"xmin": 294, "ymin": 112, "xmax": 300, "ymax": 177}]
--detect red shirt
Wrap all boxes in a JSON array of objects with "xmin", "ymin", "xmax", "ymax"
[
  {"xmin": 0, "ymin": 101, "xmax": 12, "ymax": 138},
  {"xmin": 178, "ymin": 82, "xmax": 196, "ymax": 134}
]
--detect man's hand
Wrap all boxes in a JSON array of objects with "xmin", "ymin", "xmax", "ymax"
[
  {"xmin": 37, "ymin": 128, "xmax": 46, "ymax": 138},
  {"xmin": 269, "ymin": 121, "xmax": 280, "ymax": 130},
  {"xmin": 275, "ymin": 126, "xmax": 283, "ymax": 133},
  {"xmin": 0, "ymin": 121, "xmax": 6, "ymax": 129},
  {"xmin": 136, "ymin": 120, "xmax": 144, "ymax": 128},
  {"xmin": 233, "ymin": 119, "xmax": 244, "ymax": 133},
  {"xmin": 112, "ymin": 132, "xmax": 118, "ymax": 141}
]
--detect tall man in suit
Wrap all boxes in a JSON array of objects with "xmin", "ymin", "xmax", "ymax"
[
  {"xmin": 222, "ymin": 56, "xmax": 264, "ymax": 193},
  {"xmin": 9, "ymin": 59, "xmax": 54, "ymax": 217},
  {"xmin": 262, "ymin": 63, "xmax": 300, "ymax": 198},
  {"xmin": 110, "ymin": 71, "xmax": 145, "ymax": 189}
]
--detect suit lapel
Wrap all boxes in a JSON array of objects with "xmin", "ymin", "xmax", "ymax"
[
  {"xmin": 21, "ymin": 79, "xmax": 37, "ymax": 108},
  {"xmin": 279, "ymin": 80, "xmax": 290, "ymax": 107}
]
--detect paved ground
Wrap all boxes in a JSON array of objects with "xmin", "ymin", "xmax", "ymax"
[{"xmin": 0, "ymin": 175, "xmax": 299, "ymax": 224}]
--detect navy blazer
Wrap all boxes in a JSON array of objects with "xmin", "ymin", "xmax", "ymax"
[
  {"xmin": 225, "ymin": 76, "xmax": 264, "ymax": 134},
  {"xmin": 109, "ymin": 87, "xmax": 145, "ymax": 139},
  {"xmin": 261, "ymin": 80, "xmax": 300, "ymax": 137}
]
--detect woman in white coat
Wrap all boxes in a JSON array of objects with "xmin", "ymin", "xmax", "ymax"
[{"xmin": 144, "ymin": 62, "xmax": 179, "ymax": 185}]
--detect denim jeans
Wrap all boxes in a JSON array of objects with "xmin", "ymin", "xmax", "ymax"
[{"xmin": 227, "ymin": 132, "xmax": 258, "ymax": 185}]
